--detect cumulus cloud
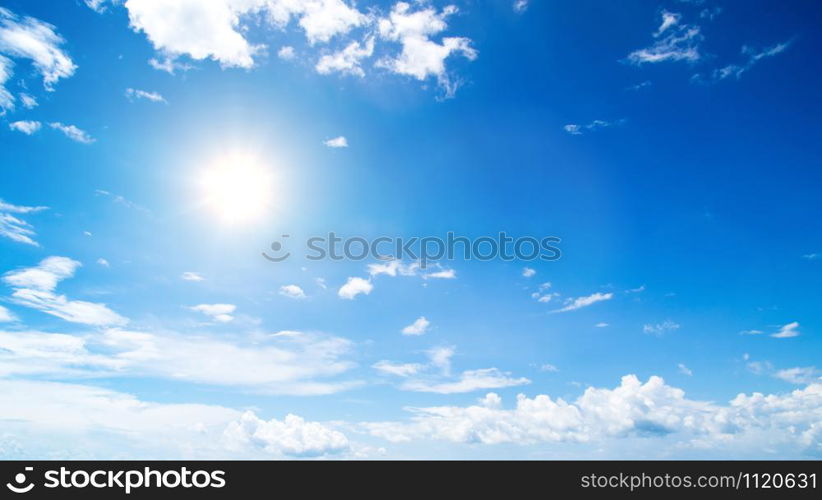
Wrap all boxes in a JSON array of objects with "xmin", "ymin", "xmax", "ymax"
[
  {"xmin": 316, "ymin": 37, "xmax": 374, "ymax": 77},
  {"xmin": 279, "ymin": 284, "xmax": 307, "ymax": 299},
  {"xmin": 324, "ymin": 135, "xmax": 348, "ymax": 148},
  {"xmin": 338, "ymin": 277, "xmax": 373, "ymax": 299},
  {"xmin": 626, "ymin": 11, "xmax": 702, "ymax": 65},
  {"xmin": 553, "ymin": 292, "xmax": 613, "ymax": 313},
  {"xmin": 521, "ymin": 267, "xmax": 536, "ymax": 278},
  {"xmin": 401, "ymin": 316, "xmax": 429, "ymax": 335},
  {"xmin": 190, "ymin": 303, "xmax": 236, "ymax": 323},
  {"xmin": 49, "ymin": 122, "xmax": 95, "ymax": 144},
  {"xmin": 125, "ymin": 87, "xmax": 167, "ymax": 103},
  {"xmin": 277, "ymin": 45, "xmax": 295, "ymax": 60},
  {"xmin": 0, "ymin": 199, "xmax": 47, "ymax": 246},
  {"xmin": 377, "ymin": 2, "xmax": 477, "ymax": 97},
  {"xmin": 224, "ymin": 411, "xmax": 349, "ymax": 457},
  {"xmin": 8, "ymin": 120, "xmax": 40, "ymax": 134},
  {"xmin": 363, "ymin": 374, "xmax": 822, "ymax": 458},
  {"xmin": 3, "ymin": 256, "xmax": 127, "ymax": 326}
]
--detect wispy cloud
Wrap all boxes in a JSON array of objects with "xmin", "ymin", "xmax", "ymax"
[
  {"xmin": 694, "ymin": 41, "xmax": 792, "ymax": 83},
  {"xmin": 626, "ymin": 11, "xmax": 702, "ymax": 65},
  {"xmin": 125, "ymin": 87, "xmax": 167, "ymax": 103},
  {"xmin": 643, "ymin": 320, "xmax": 680, "ymax": 336},
  {"xmin": 49, "ymin": 122, "xmax": 95, "ymax": 144},
  {"xmin": 563, "ymin": 119, "xmax": 624, "ymax": 135},
  {"xmin": 9, "ymin": 120, "xmax": 41, "ymax": 135},
  {"xmin": 771, "ymin": 321, "xmax": 800, "ymax": 339},
  {"xmin": 553, "ymin": 292, "xmax": 613, "ymax": 313},
  {"xmin": 181, "ymin": 271, "xmax": 205, "ymax": 282},
  {"xmin": 0, "ymin": 199, "xmax": 47, "ymax": 246},
  {"xmin": 324, "ymin": 136, "xmax": 348, "ymax": 148}
]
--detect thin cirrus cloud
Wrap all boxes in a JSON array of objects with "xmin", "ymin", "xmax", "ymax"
[
  {"xmin": 771, "ymin": 321, "xmax": 800, "ymax": 339},
  {"xmin": 2, "ymin": 256, "xmax": 128, "ymax": 326},
  {"xmin": 626, "ymin": 10, "xmax": 702, "ymax": 65},
  {"xmin": 0, "ymin": 199, "xmax": 47, "ymax": 246},
  {"xmin": 125, "ymin": 87, "xmax": 167, "ymax": 103},
  {"xmin": 693, "ymin": 41, "xmax": 793, "ymax": 83},
  {"xmin": 553, "ymin": 292, "xmax": 613, "ymax": 313},
  {"xmin": 563, "ymin": 119, "xmax": 624, "ymax": 135}
]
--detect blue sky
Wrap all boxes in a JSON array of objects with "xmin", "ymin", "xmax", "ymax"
[{"xmin": 0, "ymin": 0, "xmax": 820, "ymax": 459}]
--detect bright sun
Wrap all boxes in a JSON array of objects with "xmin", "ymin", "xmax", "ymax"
[{"xmin": 200, "ymin": 154, "xmax": 274, "ymax": 223}]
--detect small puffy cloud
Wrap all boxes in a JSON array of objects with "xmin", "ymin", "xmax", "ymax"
[
  {"xmin": 9, "ymin": 120, "xmax": 41, "ymax": 135},
  {"xmin": 338, "ymin": 277, "xmax": 372, "ymax": 299},
  {"xmin": 279, "ymin": 284, "xmax": 307, "ymax": 300},
  {"xmin": 316, "ymin": 37, "xmax": 374, "ymax": 77},
  {"xmin": 626, "ymin": 11, "xmax": 702, "ymax": 65},
  {"xmin": 125, "ymin": 87, "xmax": 166, "ymax": 103},
  {"xmin": 324, "ymin": 136, "xmax": 348, "ymax": 148},
  {"xmin": 3, "ymin": 256, "xmax": 128, "ymax": 326},
  {"xmin": 401, "ymin": 316, "xmax": 430, "ymax": 336},
  {"xmin": 678, "ymin": 363, "xmax": 693, "ymax": 376},
  {"xmin": 0, "ymin": 305, "xmax": 16, "ymax": 322},
  {"xmin": 377, "ymin": 2, "xmax": 477, "ymax": 98},
  {"xmin": 513, "ymin": 0, "xmax": 529, "ymax": 14},
  {"xmin": 49, "ymin": 122, "xmax": 95, "ymax": 144},
  {"xmin": 771, "ymin": 321, "xmax": 800, "ymax": 339},
  {"xmin": 643, "ymin": 320, "xmax": 680, "ymax": 336},
  {"xmin": 181, "ymin": 271, "xmax": 205, "ymax": 281},
  {"xmin": 0, "ymin": 8, "xmax": 77, "ymax": 91},
  {"xmin": 96, "ymin": 258, "xmax": 110, "ymax": 268},
  {"xmin": 190, "ymin": 303, "xmax": 236, "ymax": 323},
  {"xmin": 19, "ymin": 93, "xmax": 37, "ymax": 108},
  {"xmin": 373, "ymin": 360, "xmax": 423, "ymax": 377},
  {"xmin": 0, "ymin": 199, "xmax": 48, "ymax": 246},
  {"xmin": 553, "ymin": 292, "xmax": 613, "ymax": 313},
  {"xmin": 224, "ymin": 411, "xmax": 349, "ymax": 457},
  {"xmin": 521, "ymin": 267, "xmax": 536, "ymax": 278},
  {"xmin": 277, "ymin": 45, "xmax": 295, "ymax": 60}
]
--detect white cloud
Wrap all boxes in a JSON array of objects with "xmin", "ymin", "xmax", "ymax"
[
  {"xmin": 401, "ymin": 316, "xmax": 430, "ymax": 335},
  {"xmin": 0, "ymin": 378, "xmax": 351, "ymax": 458},
  {"xmin": 521, "ymin": 267, "xmax": 536, "ymax": 278},
  {"xmin": 277, "ymin": 45, "xmax": 295, "ymax": 60},
  {"xmin": 595, "ymin": 322, "xmax": 609, "ymax": 328},
  {"xmin": 323, "ymin": 135, "xmax": 348, "ymax": 148},
  {"xmin": 0, "ymin": 8, "xmax": 76, "ymax": 91},
  {"xmin": 316, "ymin": 37, "xmax": 374, "ymax": 77},
  {"xmin": 95, "ymin": 189, "xmax": 150, "ymax": 213},
  {"xmin": 772, "ymin": 321, "xmax": 800, "ymax": 339},
  {"xmin": 0, "ymin": 328, "xmax": 360, "ymax": 395},
  {"xmin": 181, "ymin": 271, "xmax": 205, "ymax": 281},
  {"xmin": 678, "ymin": 363, "xmax": 693, "ymax": 376},
  {"xmin": 338, "ymin": 277, "xmax": 373, "ymax": 299},
  {"xmin": 803, "ymin": 253, "xmax": 820, "ymax": 261},
  {"xmin": 3, "ymin": 256, "xmax": 128, "ymax": 326},
  {"xmin": 626, "ymin": 284, "xmax": 646, "ymax": 294},
  {"xmin": 125, "ymin": 87, "xmax": 167, "ymax": 103},
  {"xmin": 540, "ymin": 363, "xmax": 559, "ymax": 373},
  {"xmin": 84, "ymin": 0, "xmax": 118, "ymax": 14},
  {"xmin": 402, "ymin": 368, "xmax": 531, "ymax": 394},
  {"xmin": 563, "ymin": 119, "xmax": 622, "ymax": 135},
  {"xmin": 697, "ymin": 41, "xmax": 792, "ymax": 83},
  {"xmin": 373, "ymin": 360, "xmax": 424, "ymax": 377},
  {"xmin": 643, "ymin": 320, "xmax": 680, "ymax": 336},
  {"xmin": 0, "ymin": 305, "xmax": 15, "ymax": 322},
  {"xmin": 0, "ymin": 54, "xmax": 13, "ymax": 111},
  {"xmin": 363, "ymin": 374, "xmax": 822, "ymax": 458},
  {"xmin": 49, "ymin": 122, "xmax": 95, "ymax": 144},
  {"xmin": 9, "ymin": 120, "xmax": 40, "ymax": 134},
  {"xmin": 96, "ymin": 258, "xmax": 110, "ymax": 268},
  {"xmin": 627, "ymin": 12, "xmax": 702, "ymax": 64},
  {"xmin": 553, "ymin": 292, "xmax": 613, "ymax": 313},
  {"xmin": 288, "ymin": 0, "xmax": 368, "ymax": 45},
  {"xmin": 148, "ymin": 56, "xmax": 192, "ymax": 74},
  {"xmin": 190, "ymin": 303, "xmax": 236, "ymax": 323},
  {"xmin": 377, "ymin": 2, "xmax": 477, "ymax": 97},
  {"xmin": 513, "ymin": 0, "xmax": 529, "ymax": 14},
  {"xmin": 224, "ymin": 411, "xmax": 349, "ymax": 457},
  {"xmin": 775, "ymin": 367, "xmax": 820, "ymax": 385},
  {"xmin": 0, "ymin": 199, "xmax": 47, "ymax": 246},
  {"xmin": 423, "ymin": 268, "xmax": 456, "ymax": 279},
  {"xmin": 279, "ymin": 284, "xmax": 307, "ymax": 299}
]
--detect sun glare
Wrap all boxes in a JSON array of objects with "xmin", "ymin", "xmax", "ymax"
[{"xmin": 200, "ymin": 154, "xmax": 274, "ymax": 224}]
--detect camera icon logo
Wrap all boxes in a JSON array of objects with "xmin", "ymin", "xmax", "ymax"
[{"xmin": 6, "ymin": 467, "xmax": 35, "ymax": 494}]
